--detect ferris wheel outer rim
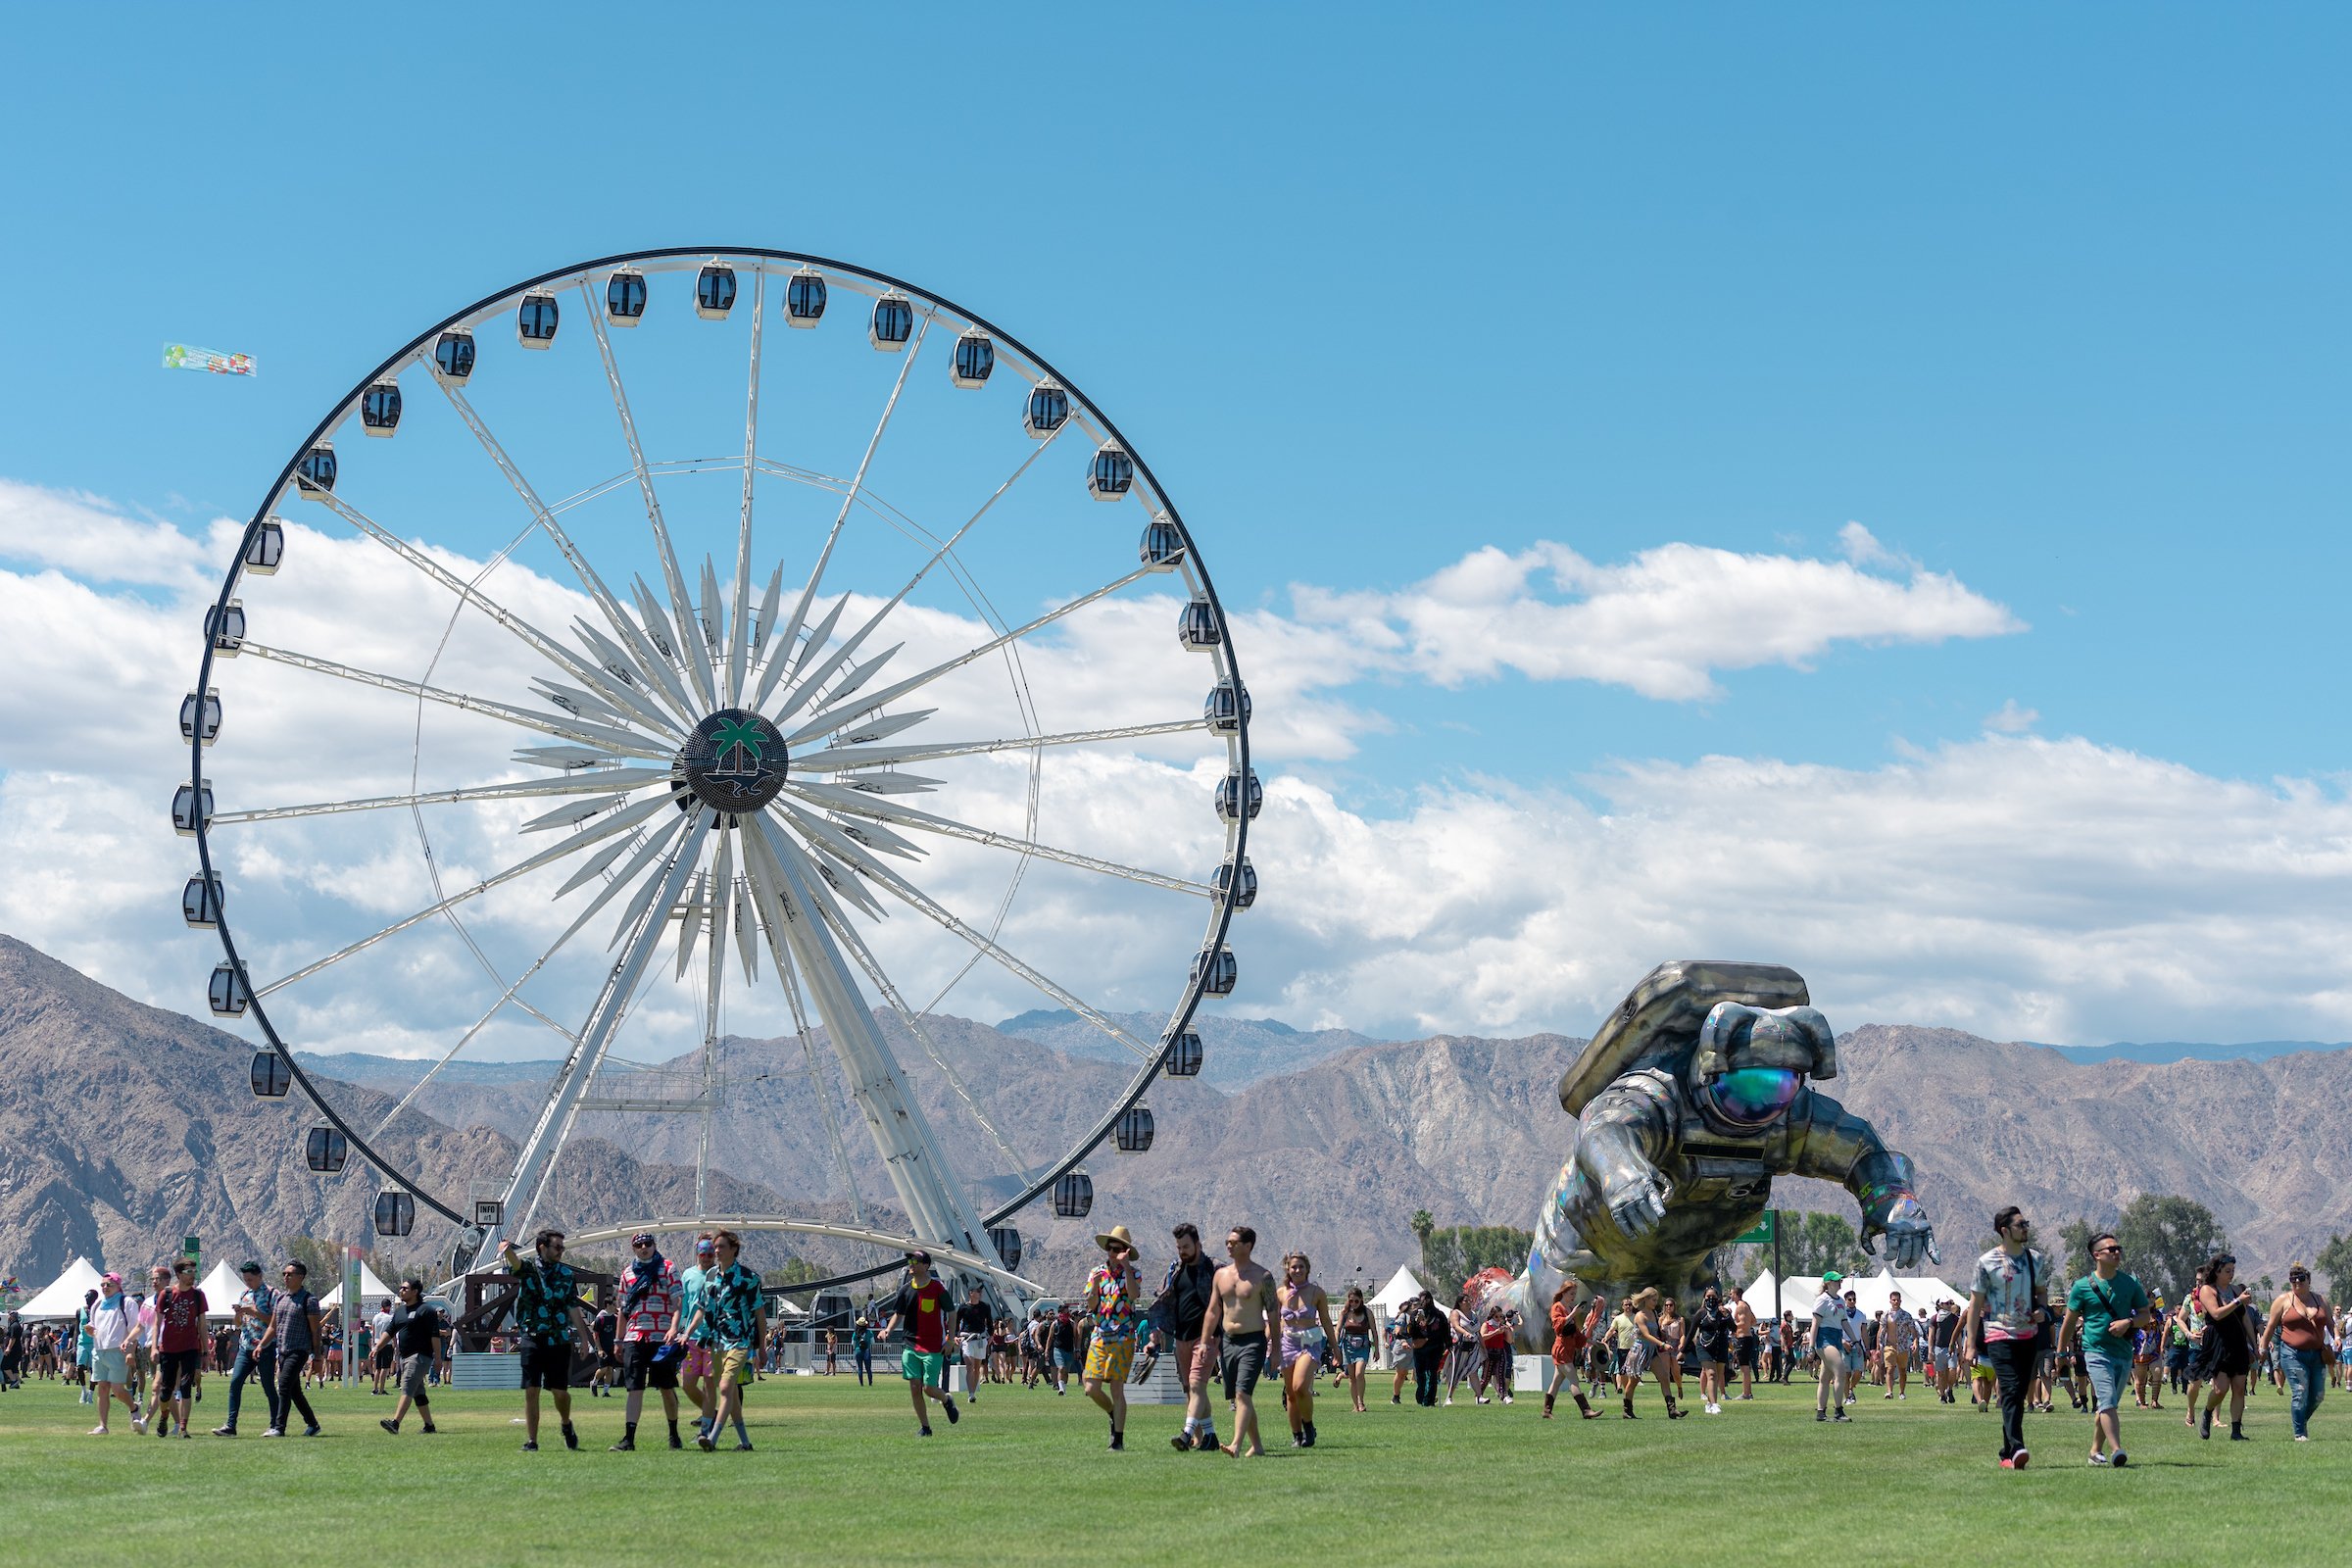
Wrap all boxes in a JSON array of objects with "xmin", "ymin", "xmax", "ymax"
[{"xmin": 189, "ymin": 245, "xmax": 1252, "ymax": 1249}]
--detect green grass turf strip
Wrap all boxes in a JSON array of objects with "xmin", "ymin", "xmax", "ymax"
[{"xmin": 0, "ymin": 1373, "xmax": 2340, "ymax": 1564}]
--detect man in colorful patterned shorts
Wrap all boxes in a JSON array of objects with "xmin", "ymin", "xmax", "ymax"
[{"xmin": 1082, "ymin": 1225, "xmax": 1145, "ymax": 1451}]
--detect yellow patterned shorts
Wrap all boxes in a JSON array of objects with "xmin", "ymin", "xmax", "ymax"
[{"xmin": 1084, "ymin": 1335, "xmax": 1135, "ymax": 1384}]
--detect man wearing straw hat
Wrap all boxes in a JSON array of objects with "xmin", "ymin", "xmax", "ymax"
[{"xmin": 1081, "ymin": 1225, "xmax": 1146, "ymax": 1451}]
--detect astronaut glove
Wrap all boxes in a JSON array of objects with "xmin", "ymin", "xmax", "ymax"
[
  {"xmin": 1602, "ymin": 1170, "xmax": 1671, "ymax": 1239},
  {"xmin": 1864, "ymin": 1194, "xmax": 1939, "ymax": 1268}
]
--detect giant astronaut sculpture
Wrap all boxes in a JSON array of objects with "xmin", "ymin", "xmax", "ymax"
[{"xmin": 1504, "ymin": 960, "xmax": 1938, "ymax": 1347}]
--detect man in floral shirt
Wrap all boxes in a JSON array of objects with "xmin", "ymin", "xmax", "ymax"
[
  {"xmin": 612, "ymin": 1232, "xmax": 683, "ymax": 1451},
  {"xmin": 1082, "ymin": 1225, "xmax": 1145, "ymax": 1450},
  {"xmin": 499, "ymin": 1230, "xmax": 590, "ymax": 1452},
  {"xmin": 678, "ymin": 1230, "xmax": 764, "ymax": 1452}
]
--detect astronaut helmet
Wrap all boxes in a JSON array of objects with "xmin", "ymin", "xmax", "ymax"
[{"xmin": 1689, "ymin": 1002, "xmax": 1837, "ymax": 1132}]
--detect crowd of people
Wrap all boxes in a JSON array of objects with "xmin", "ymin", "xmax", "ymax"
[{"xmin": 8, "ymin": 1206, "xmax": 2347, "ymax": 1468}]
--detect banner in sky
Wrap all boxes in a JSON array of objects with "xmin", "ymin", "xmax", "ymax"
[{"xmin": 162, "ymin": 342, "xmax": 256, "ymax": 376}]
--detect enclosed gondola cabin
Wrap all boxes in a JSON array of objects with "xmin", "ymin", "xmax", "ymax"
[
  {"xmin": 1192, "ymin": 946, "xmax": 1238, "ymax": 998},
  {"xmin": 306, "ymin": 1125, "xmax": 348, "ymax": 1174},
  {"xmin": 1213, "ymin": 858, "xmax": 1258, "ymax": 909},
  {"xmin": 207, "ymin": 961, "xmax": 249, "ymax": 1017},
  {"xmin": 1215, "ymin": 768, "xmax": 1262, "ymax": 822},
  {"xmin": 243, "ymin": 519, "xmax": 285, "ymax": 574},
  {"xmin": 1139, "ymin": 515, "xmax": 1184, "ymax": 570},
  {"xmin": 1203, "ymin": 678, "xmax": 1250, "ymax": 734},
  {"xmin": 1053, "ymin": 1170, "xmax": 1094, "ymax": 1218},
  {"xmin": 988, "ymin": 1226, "xmax": 1023, "ymax": 1271},
  {"xmin": 695, "ymin": 263, "xmax": 738, "ymax": 319},
  {"xmin": 951, "ymin": 330, "xmax": 995, "ymax": 388},
  {"xmin": 1161, "ymin": 1028, "xmax": 1204, "ymax": 1078},
  {"xmin": 432, "ymin": 329, "xmax": 476, "ymax": 383},
  {"xmin": 180, "ymin": 688, "xmax": 222, "ymax": 747},
  {"xmin": 250, "ymin": 1051, "xmax": 291, "ymax": 1099},
  {"xmin": 516, "ymin": 289, "xmax": 560, "ymax": 348},
  {"xmin": 359, "ymin": 380, "xmax": 402, "ymax": 437},
  {"xmin": 1115, "ymin": 1105, "xmax": 1155, "ymax": 1153},
  {"xmin": 373, "ymin": 1191, "xmax": 416, "ymax": 1237},
  {"xmin": 1178, "ymin": 597, "xmax": 1220, "ymax": 651},
  {"xmin": 293, "ymin": 442, "xmax": 336, "ymax": 501},
  {"xmin": 172, "ymin": 783, "xmax": 213, "ymax": 837},
  {"xmin": 1024, "ymin": 380, "xmax": 1070, "ymax": 438},
  {"xmin": 785, "ymin": 267, "xmax": 826, "ymax": 326},
  {"xmin": 1088, "ymin": 442, "xmax": 1134, "ymax": 502},
  {"xmin": 605, "ymin": 268, "xmax": 648, "ymax": 326},
  {"xmin": 206, "ymin": 600, "xmax": 246, "ymax": 657},
  {"xmin": 181, "ymin": 872, "xmax": 222, "ymax": 929},
  {"xmin": 869, "ymin": 291, "xmax": 913, "ymax": 351}
]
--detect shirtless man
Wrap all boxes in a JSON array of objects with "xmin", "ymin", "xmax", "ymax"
[{"xmin": 1199, "ymin": 1225, "xmax": 1277, "ymax": 1458}]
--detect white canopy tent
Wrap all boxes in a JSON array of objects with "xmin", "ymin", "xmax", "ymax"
[
  {"xmin": 17, "ymin": 1257, "xmax": 105, "ymax": 1320},
  {"xmin": 1369, "ymin": 1264, "xmax": 1426, "ymax": 1314},
  {"xmin": 197, "ymin": 1259, "xmax": 247, "ymax": 1318},
  {"xmin": 319, "ymin": 1260, "xmax": 396, "ymax": 1311},
  {"xmin": 1743, "ymin": 1266, "xmax": 1970, "ymax": 1322}
]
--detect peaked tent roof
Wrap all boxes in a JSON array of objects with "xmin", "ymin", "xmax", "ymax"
[
  {"xmin": 197, "ymin": 1258, "xmax": 247, "ymax": 1318},
  {"xmin": 319, "ymin": 1260, "xmax": 396, "ymax": 1310},
  {"xmin": 18, "ymin": 1256, "xmax": 105, "ymax": 1319},
  {"xmin": 1370, "ymin": 1264, "xmax": 1426, "ymax": 1312}
]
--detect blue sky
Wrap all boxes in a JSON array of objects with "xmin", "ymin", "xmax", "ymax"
[{"xmin": 2, "ymin": 5, "xmax": 2349, "ymax": 1048}]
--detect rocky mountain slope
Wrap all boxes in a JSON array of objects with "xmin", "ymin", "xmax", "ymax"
[{"xmin": 11, "ymin": 933, "xmax": 2352, "ymax": 1293}]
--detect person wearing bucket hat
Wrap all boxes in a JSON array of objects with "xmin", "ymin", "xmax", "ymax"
[
  {"xmin": 1081, "ymin": 1226, "xmax": 1145, "ymax": 1449},
  {"xmin": 1810, "ymin": 1271, "xmax": 1851, "ymax": 1423}
]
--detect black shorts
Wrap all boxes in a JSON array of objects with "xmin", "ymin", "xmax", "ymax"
[
  {"xmin": 1221, "ymin": 1331, "xmax": 1267, "ymax": 1398},
  {"xmin": 519, "ymin": 1341, "xmax": 573, "ymax": 1390},
  {"xmin": 372, "ymin": 1342, "xmax": 395, "ymax": 1368},
  {"xmin": 1735, "ymin": 1336, "xmax": 1759, "ymax": 1369},
  {"xmin": 621, "ymin": 1341, "xmax": 678, "ymax": 1392},
  {"xmin": 157, "ymin": 1348, "xmax": 203, "ymax": 1399}
]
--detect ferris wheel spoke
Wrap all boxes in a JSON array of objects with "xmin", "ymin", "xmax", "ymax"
[
  {"xmin": 505, "ymin": 808, "xmax": 714, "ymax": 1237},
  {"xmin": 797, "ymin": 717, "xmax": 1208, "ymax": 773},
  {"xmin": 578, "ymin": 284, "xmax": 707, "ymax": 721},
  {"xmin": 781, "ymin": 563, "xmax": 1160, "ymax": 750},
  {"xmin": 726, "ymin": 270, "xmax": 765, "ymax": 706},
  {"xmin": 748, "ymin": 815, "xmax": 1030, "ymax": 1175},
  {"xmin": 752, "ymin": 594, "xmax": 842, "ymax": 711},
  {"xmin": 756, "ymin": 423, "xmax": 1067, "ymax": 716},
  {"xmin": 434, "ymin": 377, "xmax": 697, "ymax": 729},
  {"xmin": 839, "ymin": 845, "xmax": 1155, "ymax": 1061},
  {"xmin": 211, "ymin": 767, "xmax": 669, "ymax": 827},
  {"xmin": 781, "ymin": 779, "xmax": 1212, "ymax": 898},
  {"xmin": 253, "ymin": 791, "xmax": 680, "ymax": 1000},
  {"xmin": 763, "ymin": 312, "xmax": 935, "ymax": 708},
  {"xmin": 368, "ymin": 925, "xmax": 589, "ymax": 1137},
  {"xmin": 238, "ymin": 641, "xmax": 673, "ymax": 760},
  {"xmin": 623, "ymin": 576, "xmax": 702, "ymax": 718},
  {"xmin": 305, "ymin": 487, "xmax": 667, "ymax": 722}
]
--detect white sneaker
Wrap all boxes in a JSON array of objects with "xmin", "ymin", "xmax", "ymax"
[
  {"xmin": 1500, "ymin": 1395, "xmax": 1513, "ymax": 1404},
  {"xmin": 1444, "ymin": 1397, "xmax": 1453, "ymax": 1407},
  {"xmin": 131, "ymin": 1417, "xmax": 145, "ymax": 1435}
]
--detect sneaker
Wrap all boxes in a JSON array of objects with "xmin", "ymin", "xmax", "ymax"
[
  {"xmin": 260, "ymin": 1428, "xmax": 283, "ymax": 1439},
  {"xmin": 1999, "ymin": 1455, "xmax": 2018, "ymax": 1469},
  {"xmin": 1198, "ymin": 1435, "xmax": 1221, "ymax": 1452},
  {"xmin": 523, "ymin": 1441, "xmax": 539, "ymax": 1451},
  {"xmin": 86, "ymin": 1426, "xmax": 108, "ymax": 1436},
  {"xmin": 562, "ymin": 1424, "xmax": 579, "ymax": 1450},
  {"xmin": 2086, "ymin": 1451, "xmax": 2110, "ymax": 1466},
  {"xmin": 1391, "ymin": 1395, "xmax": 1400, "ymax": 1405},
  {"xmin": 131, "ymin": 1417, "xmax": 146, "ymax": 1435},
  {"xmin": 380, "ymin": 1420, "xmax": 400, "ymax": 1437},
  {"xmin": 918, "ymin": 1426, "xmax": 932, "ymax": 1438},
  {"xmin": 609, "ymin": 1437, "xmax": 633, "ymax": 1451},
  {"xmin": 696, "ymin": 1432, "xmax": 715, "ymax": 1451},
  {"xmin": 1501, "ymin": 1395, "xmax": 1513, "ymax": 1404},
  {"xmin": 734, "ymin": 1441, "xmax": 754, "ymax": 1451},
  {"xmin": 303, "ymin": 1426, "xmax": 320, "ymax": 1438},
  {"xmin": 1443, "ymin": 1396, "xmax": 1453, "ymax": 1407},
  {"xmin": 421, "ymin": 1424, "xmax": 437, "ymax": 1434},
  {"xmin": 2012, "ymin": 1447, "xmax": 2030, "ymax": 1469},
  {"xmin": 1833, "ymin": 1411, "xmax": 1850, "ymax": 1423},
  {"xmin": 179, "ymin": 1428, "xmax": 193, "ymax": 1439},
  {"xmin": 943, "ymin": 1396, "xmax": 959, "ymax": 1425},
  {"xmin": 2113, "ymin": 1449, "xmax": 2130, "ymax": 1466},
  {"xmin": 212, "ymin": 1425, "xmax": 235, "ymax": 1437},
  {"xmin": 1302, "ymin": 1421, "xmax": 1317, "ymax": 1447},
  {"xmin": 1816, "ymin": 1410, "xmax": 1827, "ymax": 1422},
  {"xmin": 1475, "ymin": 1395, "xmax": 1490, "ymax": 1405}
]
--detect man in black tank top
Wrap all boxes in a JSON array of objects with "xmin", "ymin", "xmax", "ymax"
[{"xmin": 1152, "ymin": 1223, "xmax": 1222, "ymax": 1454}]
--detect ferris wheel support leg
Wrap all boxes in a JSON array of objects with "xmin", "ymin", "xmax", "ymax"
[
  {"xmin": 495, "ymin": 809, "xmax": 715, "ymax": 1243},
  {"xmin": 744, "ymin": 814, "xmax": 994, "ymax": 1274}
]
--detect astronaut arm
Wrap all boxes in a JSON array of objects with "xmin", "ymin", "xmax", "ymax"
[
  {"xmin": 1788, "ymin": 1092, "xmax": 1938, "ymax": 1267},
  {"xmin": 1576, "ymin": 1083, "xmax": 1677, "ymax": 1239}
]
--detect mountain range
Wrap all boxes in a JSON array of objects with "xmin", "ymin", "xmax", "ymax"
[{"xmin": 7, "ymin": 931, "xmax": 2352, "ymax": 1296}]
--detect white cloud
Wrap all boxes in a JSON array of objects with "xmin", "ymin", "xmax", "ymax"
[
  {"xmin": 1984, "ymin": 699, "xmax": 2039, "ymax": 734},
  {"xmin": 0, "ymin": 478, "xmax": 214, "ymax": 592},
  {"xmin": 1293, "ymin": 536, "xmax": 2023, "ymax": 701}
]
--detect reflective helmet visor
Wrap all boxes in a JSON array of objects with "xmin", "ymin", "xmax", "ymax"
[{"xmin": 1704, "ymin": 1066, "xmax": 1801, "ymax": 1127}]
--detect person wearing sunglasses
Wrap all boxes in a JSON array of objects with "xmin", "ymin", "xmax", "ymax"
[
  {"xmin": 1966, "ymin": 1205, "xmax": 2050, "ymax": 1469},
  {"xmin": 499, "ymin": 1230, "xmax": 592, "ymax": 1451},
  {"xmin": 150, "ymin": 1259, "xmax": 209, "ymax": 1439},
  {"xmin": 2257, "ymin": 1262, "xmax": 2336, "ymax": 1442},
  {"xmin": 2059, "ymin": 1232, "xmax": 2157, "ymax": 1466},
  {"xmin": 254, "ymin": 1261, "xmax": 323, "ymax": 1437}
]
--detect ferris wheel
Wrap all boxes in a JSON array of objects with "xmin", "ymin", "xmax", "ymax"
[{"xmin": 179, "ymin": 248, "xmax": 1254, "ymax": 1295}]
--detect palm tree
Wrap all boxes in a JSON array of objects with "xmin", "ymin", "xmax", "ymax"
[{"xmin": 1410, "ymin": 1209, "xmax": 1436, "ymax": 1274}]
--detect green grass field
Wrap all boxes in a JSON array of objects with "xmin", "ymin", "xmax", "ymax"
[{"xmin": 2, "ymin": 1369, "xmax": 2342, "ymax": 1565}]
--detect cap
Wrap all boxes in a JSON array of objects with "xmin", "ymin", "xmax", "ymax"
[
  {"xmin": 906, "ymin": 1249, "xmax": 933, "ymax": 1265},
  {"xmin": 695, "ymin": 1239, "xmax": 715, "ymax": 1255},
  {"xmin": 629, "ymin": 1232, "xmax": 657, "ymax": 1248},
  {"xmin": 102, "ymin": 1272, "xmax": 122, "ymax": 1286},
  {"xmin": 1821, "ymin": 1269, "xmax": 1843, "ymax": 1284}
]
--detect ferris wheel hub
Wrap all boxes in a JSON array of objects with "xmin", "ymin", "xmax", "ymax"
[{"xmin": 675, "ymin": 707, "xmax": 789, "ymax": 812}]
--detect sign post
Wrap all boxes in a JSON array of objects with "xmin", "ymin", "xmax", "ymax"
[{"xmin": 343, "ymin": 1247, "xmax": 365, "ymax": 1391}]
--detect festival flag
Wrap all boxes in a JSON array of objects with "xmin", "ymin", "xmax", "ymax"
[{"xmin": 162, "ymin": 343, "xmax": 257, "ymax": 376}]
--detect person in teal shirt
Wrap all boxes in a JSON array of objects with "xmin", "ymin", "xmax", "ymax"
[
  {"xmin": 2060, "ymin": 1232, "xmax": 2159, "ymax": 1468},
  {"xmin": 678, "ymin": 1236, "xmax": 715, "ymax": 1441}
]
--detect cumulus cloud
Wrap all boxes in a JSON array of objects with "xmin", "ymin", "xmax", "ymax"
[
  {"xmin": 1984, "ymin": 699, "xmax": 2039, "ymax": 734},
  {"xmin": 1292, "ymin": 535, "xmax": 2023, "ymax": 701}
]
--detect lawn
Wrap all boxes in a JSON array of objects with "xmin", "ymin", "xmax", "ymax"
[{"xmin": 2, "ymin": 1369, "xmax": 2341, "ymax": 1565}]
